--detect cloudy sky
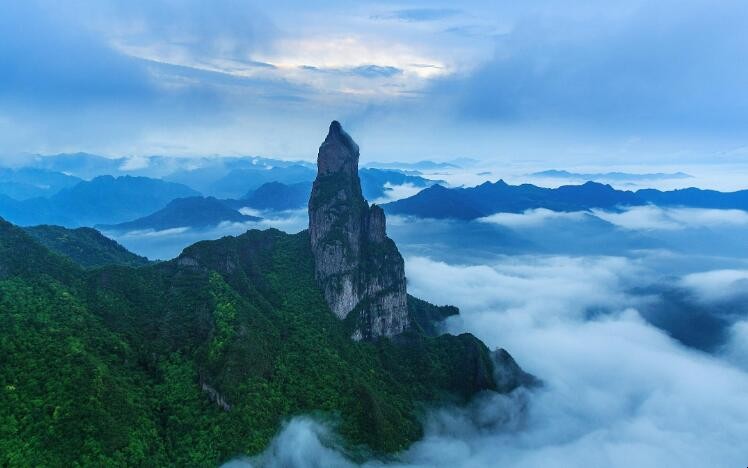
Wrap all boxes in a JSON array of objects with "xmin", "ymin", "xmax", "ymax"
[{"xmin": 2, "ymin": 0, "xmax": 748, "ymax": 165}]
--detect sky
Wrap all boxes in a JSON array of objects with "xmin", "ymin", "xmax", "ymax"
[{"xmin": 2, "ymin": 0, "xmax": 748, "ymax": 166}]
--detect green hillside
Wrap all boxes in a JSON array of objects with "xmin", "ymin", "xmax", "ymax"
[
  {"xmin": 24, "ymin": 225, "xmax": 151, "ymax": 268},
  {"xmin": 0, "ymin": 218, "xmax": 498, "ymax": 466}
]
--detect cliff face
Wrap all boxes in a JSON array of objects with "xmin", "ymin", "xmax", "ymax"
[{"xmin": 309, "ymin": 121, "xmax": 410, "ymax": 340}]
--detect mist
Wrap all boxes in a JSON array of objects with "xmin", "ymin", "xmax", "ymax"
[{"xmin": 105, "ymin": 209, "xmax": 308, "ymax": 260}]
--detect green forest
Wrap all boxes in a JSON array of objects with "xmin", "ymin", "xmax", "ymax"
[{"xmin": 0, "ymin": 218, "xmax": 497, "ymax": 466}]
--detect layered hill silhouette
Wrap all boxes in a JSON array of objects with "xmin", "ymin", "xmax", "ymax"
[
  {"xmin": 0, "ymin": 175, "xmax": 198, "ymax": 226},
  {"xmin": 229, "ymin": 168, "xmax": 437, "ymax": 212},
  {"xmin": 99, "ymin": 196, "xmax": 261, "ymax": 232},
  {"xmin": 384, "ymin": 180, "xmax": 748, "ymax": 219}
]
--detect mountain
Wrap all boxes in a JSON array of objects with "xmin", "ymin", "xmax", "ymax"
[
  {"xmin": 0, "ymin": 175, "xmax": 199, "ymax": 226},
  {"xmin": 0, "ymin": 167, "xmax": 82, "ymax": 200},
  {"xmin": 100, "ymin": 196, "xmax": 260, "ymax": 232},
  {"xmin": 365, "ymin": 160, "xmax": 461, "ymax": 171},
  {"xmin": 164, "ymin": 157, "xmax": 315, "ymax": 194},
  {"xmin": 206, "ymin": 165, "xmax": 316, "ymax": 199},
  {"xmin": 637, "ymin": 187, "xmax": 748, "ymax": 209},
  {"xmin": 232, "ymin": 170, "xmax": 439, "ymax": 213},
  {"xmin": 27, "ymin": 152, "xmax": 124, "ymax": 179},
  {"xmin": 0, "ymin": 202, "xmax": 525, "ymax": 465},
  {"xmin": 236, "ymin": 181, "xmax": 312, "ymax": 211},
  {"xmin": 359, "ymin": 168, "xmax": 438, "ymax": 200},
  {"xmin": 385, "ymin": 180, "xmax": 748, "ymax": 219},
  {"xmin": 24, "ymin": 225, "xmax": 150, "ymax": 268},
  {"xmin": 309, "ymin": 121, "xmax": 410, "ymax": 340},
  {"xmin": 531, "ymin": 169, "xmax": 693, "ymax": 182},
  {"xmin": 385, "ymin": 184, "xmax": 487, "ymax": 220}
]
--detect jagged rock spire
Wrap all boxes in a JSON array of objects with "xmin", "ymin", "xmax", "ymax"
[
  {"xmin": 317, "ymin": 121, "xmax": 359, "ymax": 177},
  {"xmin": 308, "ymin": 121, "xmax": 410, "ymax": 340}
]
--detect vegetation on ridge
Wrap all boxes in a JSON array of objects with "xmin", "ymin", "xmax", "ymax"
[{"xmin": 0, "ymin": 218, "xmax": 497, "ymax": 466}]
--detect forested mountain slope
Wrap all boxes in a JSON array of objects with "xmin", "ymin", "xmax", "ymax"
[{"xmin": 0, "ymin": 217, "xmax": 523, "ymax": 466}]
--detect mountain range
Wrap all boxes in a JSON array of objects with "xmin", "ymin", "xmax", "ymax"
[
  {"xmin": 0, "ymin": 167, "xmax": 82, "ymax": 200},
  {"xmin": 384, "ymin": 180, "xmax": 748, "ymax": 219},
  {"xmin": 0, "ymin": 175, "xmax": 199, "ymax": 226},
  {"xmin": 530, "ymin": 169, "xmax": 693, "ymax": 182},
  {"xmin": 0, "ymin": 160, "xmax": 438, "ymax": 229},
  {"xmin": 99, "ymin": 197, "xmax": 260, "ymax": 232}
]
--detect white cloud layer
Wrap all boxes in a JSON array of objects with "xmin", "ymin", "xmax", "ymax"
[
  {"xmin": 680, "ymin": 269, "xmax": 748, "ymax": 303},
  {"xmin": 722, "ymin": 321, "xmax": 748, "ymax": 371},
  {"xmin": 592, "ymin": 206, "xmax": 748, "ymax": 231},
  {"xmin": 479, "ymin": 209, "xmax": 587, "ymax": 228},
  {"xmin": 477, "ymin": 206, "xmax": 748, "ymax": 232},
  {"xmin": 372, "ymin": 183, "xmax": 427, "ymax": 204}
]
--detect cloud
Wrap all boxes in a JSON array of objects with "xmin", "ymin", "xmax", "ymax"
[
  {"xmin": 0, "ymin": 1, "xmax": 155, "ymax": 105},
  {"xmin": 479, "ymin": 208, "xmax": 587, "ymax": 228},
  {"xmin": 350, "ymin": 65, "xmax": 402, "ymax": 78},
  {"xmin": 107, "ymin": 209, "xmax": 307, "ymax": 260},
  {"xmin": 6, "ymin": 0, "xmax": 748, "ymax": 163},
  {"xmin": 372, "ymin": 183, "xmax": 426, "ymax": 204},
  {"xmin": 680, "ymin": 269, "xmax": 748, "ymax": 303},
  {"xmin": 300, "ymin": 64, "xmax": 403, "ymax": 79},
  {"xmin": 373, "ymin": 8, "xmax": 463, "ymax": 23},
  {"xmin": 114, "ymin": 227, "xmax": 191, "ymax": 238},
  {"xmin": 437, "ymin": 0, "xmax": 748, "ymax": 134},
  {"xmin": 119, "ymin": 156, "xmax": 151, "ymax": 171},
  {"xmin": 591, "ymin": 206, "xmax": 682, "ymax": 231},
  {"xmin": 402, "ymin": 255, "xmax": 748, "ymax": 467},
  {"xmin": 221, "ymin": 208, "xmax": 308, "ymax": 233},
  {"xmin": 721, "ymin": 321, "xmax": 748, "ymax": 371},
  {"xmin": 225, "ymin": 417, "xmax": 354, "ymax": 468},
  {"xmin": 592, "ymin": 206, "xmax": 748, "ymax": 231}
]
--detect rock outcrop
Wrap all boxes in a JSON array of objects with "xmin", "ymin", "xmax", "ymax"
[
  {"xmin": 309, "ymin": 121, "xmax": 410, "ymax": 340},
  {"xmin": 492, "ymin": 348, "xmax": 542, "ymax": 392}
]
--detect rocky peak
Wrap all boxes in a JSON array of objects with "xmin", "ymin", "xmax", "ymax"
[
  {"xmin": 308, "ymin": 121, "xmax": 410, "ymax": 340},
  {"xmin": 317, "ymin": 121, "xmax": 360, "ymax": 177}
]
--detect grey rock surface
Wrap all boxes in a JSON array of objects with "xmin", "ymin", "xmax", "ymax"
[{"xmin": 309, "ymin": 121, "xmax": 410, "ymax": 340}]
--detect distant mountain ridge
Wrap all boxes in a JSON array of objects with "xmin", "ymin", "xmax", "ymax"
[
  {"xmin": 204, "ymin": 165, "xmax": 315, "ymax": 199},
  {"xmin": 531, "ymin": 169, "xmax": 693, "ymax": 182},
  {"xmin": 0, "ymin": 168, "xmax": 82, "ymax": 200},
  {"xmin": 364, "ymin": 158, "xmax": 478, "ymax": 171},
  {"xmin": 384, "ymin": 180, "xmax": 748, "ymax": 219},
  {"xmin": 237, "ymin": 181, "xmax": 312, "ymax": 211},
  {"xmin": 100, "ymin": 196, "xmax": 260, "ymax": 232},
  {"xmin": 0, "ymin": 175, "xmax": 198, "ymax": 226}
]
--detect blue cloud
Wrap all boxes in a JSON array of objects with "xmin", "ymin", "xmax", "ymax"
[
  {"xmin": 432, "ymin": 0, "xmax": 748, "ymax": 136},
  {"xmin": 299, "ymin": 64, "xmax": 402, "ymax": 78},
  {"xmin": 0, "ymin": 2, "xmax": 155, "ymax": 104},
  {"xmin": 350, "ymin": 65, "xmax": 402, "ymax": 78},
  {"xmin": 373, "ymin": 8, "xmax": 462, "ymax": 22}
]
